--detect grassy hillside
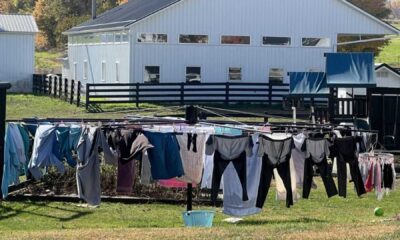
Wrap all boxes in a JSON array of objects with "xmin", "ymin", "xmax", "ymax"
[{"xmin": 35, "ymin": 51, "xmax": 63, "ymax": 73}]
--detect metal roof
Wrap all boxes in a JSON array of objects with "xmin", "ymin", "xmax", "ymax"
[
  {"xmin": 0, "ymin": 14, "xmax": 39, "ymax": 33},
  {"xmin": 65, "ymin": 0, "xmax": 181, "ymax": 34}
]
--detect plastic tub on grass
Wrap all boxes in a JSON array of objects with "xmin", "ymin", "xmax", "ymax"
[{"xmin": 182, "ymin": 210, "xmax": 215, "ymax": 228}]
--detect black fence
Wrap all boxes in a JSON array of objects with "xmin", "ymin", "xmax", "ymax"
[
  {"xmin": 33, "ymin": 74, "xmax": 82, "ymax": 107},
  {"xmin": 85, "ymin": 82, "xmax": 290, "ymax": 109}
]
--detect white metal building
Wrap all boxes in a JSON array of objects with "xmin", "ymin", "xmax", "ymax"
[
  {"xmin": 64, "ymin": 0, "xmax": 399, "ymax": 85},
  {"xmin": 0, "ymin": 14, "xmax": 38, "ymax": 92}
]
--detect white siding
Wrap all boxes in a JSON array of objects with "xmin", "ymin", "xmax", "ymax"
[
  {"xmin": 67, "ymin": 43, "xmax": 130, "ymax": 85},
  {"xmin": 353, "ymin": 68, "xmax": 400, "ymax": 96},
  {"xmin": 128, "ymin": 0, "xmax": 396, "ymax": 83},
  {"xmin": 0, "ymin": 33, "xmax": 35, "ymax": 92}
]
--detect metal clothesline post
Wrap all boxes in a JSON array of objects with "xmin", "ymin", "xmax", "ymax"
[{"xmin": 0, "ymin": 83, "xmax": 11, "ymax": 200}]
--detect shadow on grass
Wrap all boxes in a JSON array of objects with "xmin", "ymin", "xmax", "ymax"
[
  {"xmin": 0, "ymin": 201, "xmax": 93, "ymax": 222},
  {"xmin": 238, "ymin": 217, "xmax": 327, "ymax": 226}
]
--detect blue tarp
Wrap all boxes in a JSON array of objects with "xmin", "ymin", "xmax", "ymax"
[
  {"xmin": 289, "ymin": 72, "xmax": 329, "ymax": 97},
  {"xmin": 326, "ymin": 53, "xmax": 376, "ymax": 87}
]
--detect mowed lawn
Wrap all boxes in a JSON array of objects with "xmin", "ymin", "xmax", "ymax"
[{"xmin": 1, "ymin": 180, "xmax": 400, "ymax": 239}]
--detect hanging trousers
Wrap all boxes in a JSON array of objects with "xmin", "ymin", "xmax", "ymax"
[
  {"xmin": 256, "ymin": 156, "xmax": 293, "ymax": 208},
  {"xmin": 335, "ymin": 137, "xmax": 366, "ymax": 197},
  {"xmin": 211, "ymin": 150, "xmax": 248, "ymax": 205},
  {"xmin": 303, "ymin": 156, "xmax": 338, "ymax": 199}
]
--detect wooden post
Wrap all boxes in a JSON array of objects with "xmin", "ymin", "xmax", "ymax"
[
  {"xmin": 85, "ymin": 83, "xmax": 90, "ymax": 110},
  {"xmin": 0, "ymin": 83, "xmax": 11, "ymax": 200},
  {"xmin": 135, "ymin": 83, "xmax": 140, "ymax": 108},
  {"xmin": 48, "ymin": 76, "xmax": 53, "ymax": 96},
  {"xmin": 70, "ymin": 80, "xmax": 75, "ymax": 105},
  {"xmin": 225, "ymin": 82, "xmax": 230, "ymax": 105},
  {"xmin": 180, "ymin": 82, "xmax": 185, "ymax": 106},
  {"xmin": 77, "ymin": 81, "xmax": 81, "ymax": 107},
  {"xmin": 64, "ymin": 78, "xmax": 68, "ymax": 101},
  {"xmin": 58, "ymin": 75, "xmax": 62, "ymax": 98},
  {"xmin": 268, "ymin": 82, "xmax": 273, "ymax": 106},
  {"xmin": 53, "ymin": 76, "xmax": 57, "ymax": 98}
]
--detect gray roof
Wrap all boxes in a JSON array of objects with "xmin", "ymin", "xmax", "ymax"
[
  {"xmin": 66, "ymin": 0, "xmax": 181, "ymax": 34},
  {"xmin": 0, "ymin": 14, "xmax": 39, "ymax": 33}
]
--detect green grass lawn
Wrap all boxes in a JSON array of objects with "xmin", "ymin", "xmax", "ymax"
[
  {"xmin": 1, "ymin": 180, "xmax": 400, "ymax": 239},
  {"xmin": 376, "ymin": 38, "xmax": 400, "ymax": 67},
  {"xmin": 6, "ymin": 94, "xmax": 291, "ymax": 123}
]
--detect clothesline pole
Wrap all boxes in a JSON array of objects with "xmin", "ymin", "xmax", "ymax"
[
  {"xmin": 0, "ymin": 83, "xmax": 11, "ymax": 200},
  {"xmin": 185, "ymin": 105, "xmax": 198, "ymax": 211}
]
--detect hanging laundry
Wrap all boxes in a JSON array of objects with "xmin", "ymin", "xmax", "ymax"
[
  {"xmin": 222, "ymin": 134, "xmax": 262, "ymax": 216},
  {"xmin": 29, "ymin": 125, "xmax": 65, "ymax": 180},
  {"xmin": 17, "ymin": 124, "xmax": 31, "ymax": 177},
  {"xmin": 108, "ymin": 129, "xmax": 138, "ymax": 193},
  {"xmin": 206, "ymin": 135, "xmax": 253, "ymax": 205},
  {"xmin": 56, "ymin": 126, "xmax": 77, "ymax": 167},
  {"xmin": 144, "ymin": 131, "xmax": 184, "ymax": 180},
  {"xmin": 76, "ymin": 127, "xmax": 116, "ymax": 206},
  {"xmin": 256, "ymin": 134, "xmax": 294, "ymax": 208},
  {"xmin": 2, "ymin": 123, "xmax": 26, "ymax": 198},
  {"xmin": 303, "ymin": 138, "xmax": 338, "ymax": 199},
  {"xmin": 333, "ymin": 137, "xmax": 366, "ymax": 197},
  {"xmin": 176, "ymin": 133, "xmax": 207, "ymax": 184}
]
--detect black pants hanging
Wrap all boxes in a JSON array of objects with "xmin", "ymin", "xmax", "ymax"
[
  {"xmin": 256, "ymin": 156, "xmax": 293, "ymax": 208},
  {"xmin": 303, "ymin": 157, "xmax": 338, "ymax": 199},
  {"xmin": 211, "ymin": 150, "xmax": 248, "ymax": 205},
  {"xmin": 335, "ymin": 137, "xmax": 366, "ymax": 198}
]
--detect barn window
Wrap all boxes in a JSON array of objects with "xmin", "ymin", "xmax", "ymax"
[
  {"xmin": 83, "ymin": 61, "xmax": 88, "ymax": 80},
  {"xmin": 115, "ymin": 61, "xmax": 120, "ymax": 82},
  {"xmin": 179, "ymin": 35, "xmax": 208, "ymax": 44},
  {"xmin": 229, "ymin": 67, "xmax": 242, "ymax": 81},
  {"xmin": 377, "ymin": 71, "xmax": 389, "ymax": 78},
  {"xmin": 186, "ymin": 67, "xmax": 201, "ymax": 83},
  {"xmin": 138, "ymin": 34, "xmax": 167, "ymax": 43},
  {"xmin": 121, "ymin": 32, "xmax": 129, "ymax": 42},
  {"xmin": 263, "ymin": 36, "xmax": 291, "ymax": 46},
  {"xmin": 101, "ymin": 61, "xmax": 107, "ymax": 82},
  {"xmin": 144, "ymin": 66, "xmax": 160, "ymax": 84},
  {"xmin": 115, "ymin": 33, "xmax": 122, "ymax": 43},
  {"xmin": 221, "ymin": 36, "xmax": 250, "ymax": 45},
  {"xmin": 106, "ymin": 33, "xmax": 114, "ymax": 43},
  {"xmin": 101, "ymin": 34, "xmax": 108, "ymax": 43},
  {"xmin": 269, "ymin": 68, "xmax": 284, "ymax": 83},
  {"xmin": 302, "ymin": 38, "xmax": 330, "ymax": 47}
]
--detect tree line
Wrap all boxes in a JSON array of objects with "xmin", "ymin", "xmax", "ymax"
[{"xmin": 0, "ymin": 0, "xmax": 395, "ymax": 53}]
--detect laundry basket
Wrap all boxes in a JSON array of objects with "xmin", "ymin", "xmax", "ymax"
[{"xmin": 182, "ymin": 210, "xmax": 215, "ymax": 227}]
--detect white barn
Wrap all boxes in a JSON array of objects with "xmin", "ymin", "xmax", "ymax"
[
  {"xmin": 63, "ymin": 0, "xmax": 399, "ymax": 86},
  {"xmin": 0, "ymin": 14, "xmax": 38, "ymax": 92}
]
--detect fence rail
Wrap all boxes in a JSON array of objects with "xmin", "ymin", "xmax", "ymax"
[
  {"xmin": 85, "ymin": 82, "xmax": 291, "ymax": 109},
  {"xmin": 33, "ymin": 74, "xmax": 82, "ymax": 106}
]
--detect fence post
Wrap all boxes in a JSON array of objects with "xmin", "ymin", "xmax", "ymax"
[
  {"xmin": 48, "ymin": 76, "xmax": 53, "ymax": 96},
  {"xmin": 0, "ymin": 83, "xmax": 11, "ymax": 200},
  {"xmin": 41, "ymin": 74, "xmax": 46, "ymax": 94},
  {"xmin": 225, "ymin": 82, "xmax": 230, "ymax": 105},
  {"xmin": 77, "ymin": 81, "xmax": 81, "ymax": 107},
  {"xmin": 70, "ymin": 79, "xmax": 75, "ymax": 105},
  {"xmin": 32, "ymin": 75, "xmax": 36, "ymax": 94},
  {"xmin": 58, "ymin": 75, "xmax": 62, "ymax": 98},
  {"xmin": 135, "ymin": 82, "xmax": 140, "ymax": 108},
  {"xmin": 268, "ymin": 82, "xmax": 273, "ymax": 106},
  {"xmin": 53, "ymin": 76, "xmax": 57, "ymax": 98},
  {"xmin": 180, "ymin": 82, "xmax": 185, "ymax": 106},
  {"xmin": 86, "ymin": 83, "xmax": 90, "ymax": 110},
  {"xmin": 64, "ymin": 78, "xmax": 68, "ymax": 101}
]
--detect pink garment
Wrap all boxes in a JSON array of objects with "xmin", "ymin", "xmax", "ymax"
[
  {"xmin": 365, "ymin": 162, "xmax": 374, "ymax": 192},
  {"xmin": 375, "ymin": 162, "xmax": 382, "ymax": 197},
  {"xmin": 159, "ymin": 179, "xmax": 196, "ymax": 188}
]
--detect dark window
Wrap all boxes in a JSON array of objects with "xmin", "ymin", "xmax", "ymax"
[
  {"xmin": 229, "ymin": 67, "xmax": 242, "ymax": 81},
  {"xmin": 263, "ymin": 36, "xmax": 291, "ymax": 46},
  {"xmin": 186, "ymin": 67, "xmax": 201, "ymax": 83},
  {"xmin": 144, "ymin": 66, "xmax": 160, "ymax": 84}
]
